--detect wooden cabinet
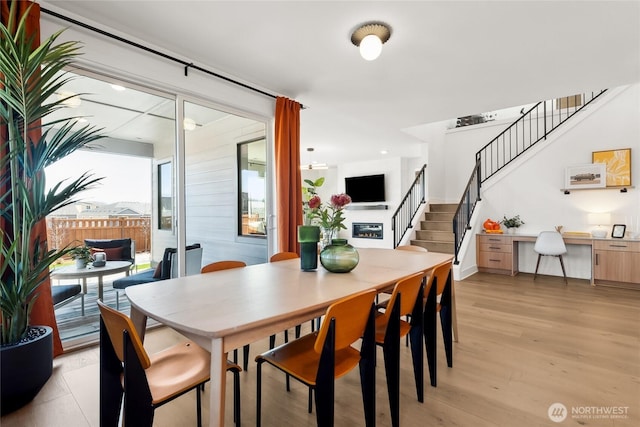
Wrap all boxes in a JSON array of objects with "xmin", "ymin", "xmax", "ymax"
[
  {"xmin": 476, "ymin": 234, "xmax": 517, "ymax": 275},
  {"xmin": 593, "ymin": 240, "xmax": 640, "ymax": 286}
]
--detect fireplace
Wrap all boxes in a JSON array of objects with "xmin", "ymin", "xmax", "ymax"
[{"xmin": 352, "ymin": 223, "xmax": 383, "ymax": 239}]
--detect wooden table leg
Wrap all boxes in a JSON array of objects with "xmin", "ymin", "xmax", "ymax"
[{"xmin": 209, "ymin": 337, "xmax": 227, "ymax": 427}]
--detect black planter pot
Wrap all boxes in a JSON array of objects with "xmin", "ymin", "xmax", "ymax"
[{"xmin": 0, "ymin": 326, "xmax": 53, "ymax": 415}]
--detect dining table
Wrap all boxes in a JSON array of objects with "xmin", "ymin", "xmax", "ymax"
[{"xmin": 125, "ymin": 247, "xmax": 453, "ymax": 427}]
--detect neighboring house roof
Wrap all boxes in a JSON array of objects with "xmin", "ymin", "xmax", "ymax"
[{"xmin": 49, "ymin": 201, "xmax": 151, "ymax": 217}]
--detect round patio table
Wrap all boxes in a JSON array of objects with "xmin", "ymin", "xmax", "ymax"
[{"xmin": 50, "ymin": 260, "xmax": 132, "ymax": 301}]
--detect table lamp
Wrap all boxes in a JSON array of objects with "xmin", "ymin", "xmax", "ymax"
[{"xmin": 588, "ymin": 213, "xmax": 611, "ymax": 238}]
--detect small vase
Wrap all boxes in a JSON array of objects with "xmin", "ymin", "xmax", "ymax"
[
  {"xmin": 320, "ymin": 227, "xmax": 336, "ymax": 251},
  {"xmin": 75, "ymin": 259, "xmax": 87, "ymax": 269},
  {"xmin": 298, "ymin": 225, "xmax": 320, "ymax": 271},
  {"xmin": 320, "ymin": 238, "xmax": 359, "ymax": 273}
]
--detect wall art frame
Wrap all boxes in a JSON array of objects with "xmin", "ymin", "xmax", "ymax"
[
  {"xmin": 592, "ymin": 148, "xmax": 632, "ymax": 187},
  {"xmin": 564, "ymin": 163, "xmax": 606, "ymax": 190}
]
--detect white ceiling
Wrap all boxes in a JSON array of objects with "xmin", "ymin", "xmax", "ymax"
[{"xmin": 42, "ymin": 1, "xmax": 640, "ymax": 166}]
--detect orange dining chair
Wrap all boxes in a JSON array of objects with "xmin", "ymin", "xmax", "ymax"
[
  {"xmin": 375, "ymin": 271, "xmax": 425, "ymax": 427},
  {"xmin": 255, "ymin": 289, "xmax": 378, "ymax": 427},
  {"xmin": 269, "ymin": 251, "xmax": 299, "ymax": 262},
  {"xmin": 201, "ymin": 260, "xmax": 251, "ymax": 370},
  {"xmin": 424, "ymin": 260, "xmax": 455, "ymax": 387},
  {"xmin": 97, "ymin": 300, "xmax": 241, "ymax": 427},
  {"xmin": 201, "ymin": 260, "xmax": 246, "ymax": 273}
]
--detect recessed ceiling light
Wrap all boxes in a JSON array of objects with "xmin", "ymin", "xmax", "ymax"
[
  {"xmin": 380, "ymin": 150, "xmax": 388, "ymax": 155},
  {"xmin": 110, "ymin": 84, "xmax": 126, "ymax": 91}
]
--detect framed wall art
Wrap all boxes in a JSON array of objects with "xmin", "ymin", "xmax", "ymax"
[
  {"xmin": 592, "ymin": 148, "xmax": 632, "ymax": 187},
  {"xmin": 564, "ymin": 163, "xmax": 606, "ymax": 190}
]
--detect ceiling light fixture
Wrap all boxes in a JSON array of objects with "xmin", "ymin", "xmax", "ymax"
[
  {"xmin": 110, "ymin": 84, "xmax": 126, "ymax": 91},
  {"xmin": 351, "ymin": 22, "xmax": 391, "ymax": 61},
  {"xmin": 183, "ymin": 117, "xmax": 197, "ymax": 131}
]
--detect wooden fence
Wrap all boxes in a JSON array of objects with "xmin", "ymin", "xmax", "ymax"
[{"xmin": 47, "ymin": 216, "xmax": 151, "ymax": 253}]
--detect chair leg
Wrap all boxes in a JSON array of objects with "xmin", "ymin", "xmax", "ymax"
[
  {"xmin": 115, "ymin": 291, "xmax": 120, "ymax": 311},
  {"xmin": 233, "ymin": 370, "xmax": 241, "ymax": 426},
  {"xmin": 558, "ymin": 255, "xmax": 568, "ymax": 284},
  {"xmin": 256, "ymin": 359, "xmax": 263, "ymax": 427},
  {"xmin": 243, "ymin": 344, "xmax": 250, "ymax": 371},
  {"xmin": 534, "ymin": 254, "xmax": 542, "ymax": 280},
  {"xmin": 196, "ymin": 385, "xmax": 202, "ymax": 427},
  {"xmin": 284, "ymin": 329, "xmax": 289, "ymax": 343},
  {"xmin": 295, "ymin": 324, "xmax": 301, "ymax": 339},
  {"xmin": 269, "ymin": 334, "xmax": 276, "ymax": 349},
  {"xmin": 440, "ymin": 305, "xmax": 453, "ymax": 368},
  {"xmin": 382, "ymin": 296, "xmax": 401, "ymax": 427},
  {"xmin": 233, "ymin": 348, "xmax": 238, "ymax": 364}
]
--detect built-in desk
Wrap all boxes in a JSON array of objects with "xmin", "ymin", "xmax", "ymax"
[{"xmin": 476, "ymin": 233, "xmax": 640, "ymax": 287}]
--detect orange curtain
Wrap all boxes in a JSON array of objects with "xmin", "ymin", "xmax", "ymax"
[
  {"xmin": 274, "ymin": 97, "xmax": 302, "ymax": 253},
  {"xmin": 1, "ymin": 0, "xmax": 63, "ymax": 356}
]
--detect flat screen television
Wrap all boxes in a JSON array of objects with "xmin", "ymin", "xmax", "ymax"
[{"xmin": 345, "ymin": 174, "xmax": 385, "ymax": 203}]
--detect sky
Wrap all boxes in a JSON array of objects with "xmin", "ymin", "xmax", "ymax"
[{"xmin": 45, "ymin": 150, "xmax": 152, "ymax": 204}]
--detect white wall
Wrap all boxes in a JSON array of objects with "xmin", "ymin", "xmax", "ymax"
[{"xmin": 447, "ymin": 85, "xmax": 640, "ymax": 279}]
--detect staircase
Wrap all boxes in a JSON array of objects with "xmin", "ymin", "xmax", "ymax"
[{"xmin": 411, "ymin": 203, "xmax": 456, "ymax": 253}]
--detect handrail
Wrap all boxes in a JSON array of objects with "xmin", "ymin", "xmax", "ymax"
[
  {"xmin": 453, "ymin": 90, "xmax": 607, "ymax": 263},
  {"xmin": 452, "ymin": 159, "xmax": 481, "ymax": 264},
  {"xmin": 477, "ymin": 90, "xmax": 607, "ymax": 183},
  {"xmin": 391, "ymin": 164, "xmax": 426, "ymax": 248}
]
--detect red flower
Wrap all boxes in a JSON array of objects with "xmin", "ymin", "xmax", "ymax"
[
  {"xmin": 330, "ymin": 193, "xmax": 352, "ymax": 209},
  {"xmin": 308, "ymin": 195, "xmax": 321, "ymax": 209}
]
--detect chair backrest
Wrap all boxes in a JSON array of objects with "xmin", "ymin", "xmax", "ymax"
[
  {"xmin": 201, "ymin": 260, "xmax": 246, "ymax": 273},
  {"xmin": 381, "ymin": 272, "xmax": 424, "ymax": 322},
  {"xmin": 270, "ymin": 252, "xmax": 299, "ymax": 262},
  {"xmin": 534, "ymin": 231, "xmax": 567, "ymax": 256},
  {"xmin": 161, "ymin": 244, "xmax": 203, "ymax": 279},
  {"xmin": 431, "ymin": 261, "xmax": 453, "ymax": 296},
  {"xmin": 395, "ymin": 245, "xmax": 428, "ymax": 252},
  {"xmin": 97, "ymin": 300, "xmax": 150, "ymax": 368},
  {"xmin": 314, "ymin": 289, "xmax": 377, "ymax": 354}
]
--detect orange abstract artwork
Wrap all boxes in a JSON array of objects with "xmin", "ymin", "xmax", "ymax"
[{"xmin": 592, "ymin": 148, "xmax": 632, "ymax": 187}]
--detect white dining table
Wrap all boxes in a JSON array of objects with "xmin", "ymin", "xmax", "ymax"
[{"xmin": 126, "ymin": 247, "xmax": 453, "ymax": 427}]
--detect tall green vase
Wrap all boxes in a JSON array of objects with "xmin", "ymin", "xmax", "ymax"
[
  {"xmin": 298, "ymin": 225, "xmax": 320, "ymax": 271},
  {"xmin": 320, "ymin": 238, "xmax": 359, "ymax": 273}
]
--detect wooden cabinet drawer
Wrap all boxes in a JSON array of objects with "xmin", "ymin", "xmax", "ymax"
[
  {"xmin": 594, "ymin": 240, "xmax": 640, "ymax": 252},
  {"xmin": 477, "ymin": 234, "xmax": 511, "ymax": 245},
  {"xmin": 478, "ymin": 251, "xmax": 512, "ymax": 270},
  {"xmin": 479, "ymin": 243, "xmax": 512, "ymax": 253}
]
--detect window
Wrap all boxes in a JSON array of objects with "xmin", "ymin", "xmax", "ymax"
[
  {"xmin": 238, "ymin": 139, "xmax": 266, "ymax": 236},
  {"xmin": 158, "ymin": 161, "xmax": 173, "ymax": 230}
]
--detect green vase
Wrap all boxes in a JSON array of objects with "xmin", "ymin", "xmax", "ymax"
[
  {"xmin": 320, "ymin": 238, "xmax": 359, "ymax": 273},
  {"xmin": 298, "ymin": 225, "xmax": 320, "ymax": 271}
]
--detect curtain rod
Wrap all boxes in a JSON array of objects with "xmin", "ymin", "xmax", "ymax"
[{"xmin": 40, "ymin": 7, "xmax": 303, "ymax": 107}]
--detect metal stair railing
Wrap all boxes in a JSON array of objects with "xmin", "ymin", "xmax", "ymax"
[
  {"xmin": 453, "ymin": 159, "xmax": 481, "ymax": 264},
  {"xmin": 454, "ymin": 90, "xmax": 608, "ymax": 264},
  {"xmin": 391, "ymin": 164, "xmax": 426, "ymax": 248}
]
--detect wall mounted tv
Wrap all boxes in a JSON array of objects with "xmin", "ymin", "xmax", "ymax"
[{"xmin": 345, "ymin": 174, "xmax": 386, "ymax": 203}]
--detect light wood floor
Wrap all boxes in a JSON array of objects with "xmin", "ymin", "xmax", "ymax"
[{"xmin": 2, "ymin": 272, "xmax": 638, "ymax": 426}]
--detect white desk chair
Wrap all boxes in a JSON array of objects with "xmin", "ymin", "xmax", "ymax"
[{"xmin": 533, "ymin": 231, "xmax": 568, "ymax": 284}]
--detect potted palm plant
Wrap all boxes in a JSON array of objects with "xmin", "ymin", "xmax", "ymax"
[{"xmin": 1, "ymin": 4, "xmax": 103, "ymax": 414}]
